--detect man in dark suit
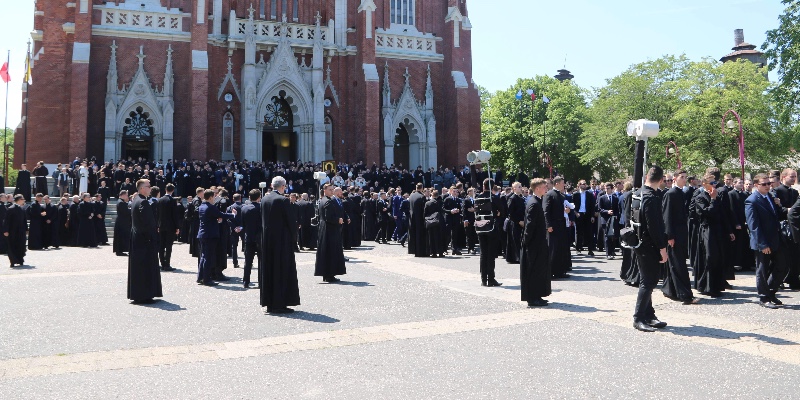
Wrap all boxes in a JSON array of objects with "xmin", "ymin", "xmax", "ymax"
[
  {"xmin": 443, "ymin": 186, "xmax": 464, "ymax": 256},
  {"xmin": 196, "ymin": 189, "xmax": 237, "ymax": 286},
  {"xmin": 127, "ymin": 180, "xmax": 162, "ymax": 304},
  {"xmin": 596, "ymin": 182, "xmax": 620, "ymax": 259},
  {"xmin": 227, "ymin": 193, "xmax": 245, "ymax": 267},
  {"xmin": 573, "ymin": 180, "xmax": 596, "ymax": 256},
  {"xmin": 632, "ymin": 167, "xmax": 669, "ymax": 332},
  {"xmin": 661, "ymin": 169, "xmax": 695, "ymax": 304},
  {"xmin": 156, "ymin": 183, "xmax": 181, "ymax": 271},
  {"xmin": 746, "ymin": 173, "xmax": 788, "ymax": 308},
  {"xmin": 240, "ymin": 189, "xmax": 262, "ymax": 288}
]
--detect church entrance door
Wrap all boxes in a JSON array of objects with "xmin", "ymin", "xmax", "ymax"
[
  {"xmin": 261, "ymin": 92, "xmax": 296, "ymax": 163},
  {"xmin": 121, "ymin": 106, "xmax": 154, "ymax": 160},
  {"xmin": 393, "ymin": 123, "xmax": 410, "ymax": 169}
]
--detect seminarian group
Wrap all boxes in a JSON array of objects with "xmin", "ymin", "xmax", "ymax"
[{"xmin": 5, "ymin": 158, "xmax": 800, "ymax": 328}]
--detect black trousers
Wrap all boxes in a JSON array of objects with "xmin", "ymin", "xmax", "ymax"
[
  {"xmin": 450, "ymin": 222, "xmax": 462, "ymax": 252},
  {"xmin": 465, "ymin": 224, "xmax": 477, "ymax": 251},
  {"xmin": 783, "ymin": 243, "xmax": 800, "ymax": 287},
  {"xmin": 376, "ymin": 220, "xmax": 389, "ymax": 242},
  {"xmin": 230, "ymin": 232, "xmax": 241, "ymax": 266},
  {"xmin": 478, "ymin": 233, "xmax": 497, "ymax": 281},
  {"xmin": 243, "ymin": 240, "xmax": 261, "ymax": 285},
  {"xmin": 198, "ymin": 238, "xmax": 217, "ymax": 283},
  {"xmin": 756, "ymin": 249, "xmax": 788, "ymax": 299},
  {"xmin": 575, "ymin": 214, "xmax": 594, "ymax": 250},
  {"xmin": 633, "ymin": 243, "xmax": 661, "ymax": 322},
  {"xmin": 158, "ymin": 231, "xmax": 176, "ymax": 268}
]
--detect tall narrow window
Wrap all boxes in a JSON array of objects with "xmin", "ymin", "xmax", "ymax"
[
  {"xmin": 270, "ymin": 0, "xmax": 277, "ymax": 19},
  {"xmin": 390, "ymin": 0, "xmax": 415, "ymax": 26},
  {"xmin": 281, "ymin": 0, "xmax": 287, "ymax": 19},
  {"xmin": 222, "ymin": 112, "xmax": 234, "ymax": 156},
  {"xmin": 260, "ymin": 0, "xmax": 265, "ymax": 18},
  {"xmin": 292, "ymin": 0, "xmax": 298, "ymax": 21}
]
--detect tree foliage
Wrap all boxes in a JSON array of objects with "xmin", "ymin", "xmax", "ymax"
[
  {"xmin": 577, "ymin": 55, "xmax": 789, "ymax": 179},
  {"xmin": 763, "ymin": 0, "xmax": 800, "ymax": 145},
  {"xmin": 480, "ymin": 76, "xmax": 590, "ymax": 180}
]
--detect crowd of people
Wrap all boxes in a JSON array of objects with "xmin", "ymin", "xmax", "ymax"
[{"xmin": 4, "ymin": 157, "xmax": 800, "ymax": 329}]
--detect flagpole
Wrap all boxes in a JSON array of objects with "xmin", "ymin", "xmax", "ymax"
[
  {"xmin": 23, "ymin": 40, "xmax": 30, "ymax": 168},
  {"xmin": 3, "ymin": 49, "xmax": 9, "ymax": 187}
]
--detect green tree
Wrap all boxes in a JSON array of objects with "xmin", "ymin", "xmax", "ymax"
[
  {"xmin": 481, "ymin": 76, "xmax": 590, "ymax": 180},
  {"xmin": 763, "ymin": 0, "xmax": 800, "ymax": 145},
  {"xmin": 0, "ymin": 128, "xmax": 15, "ymax": 186},
  {"xmin": 578, "ymin": 55, "xmax": 788, "ymax": 179}
]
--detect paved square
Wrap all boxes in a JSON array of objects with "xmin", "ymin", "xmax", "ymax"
[{"xmin": 1, "ymin": 241, "xmax": 799, "ymax": 398}]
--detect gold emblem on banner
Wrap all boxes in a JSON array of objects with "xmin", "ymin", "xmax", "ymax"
[{"xmin": 322, "ymin": 160, "xmax": 336, "ymax": 173}]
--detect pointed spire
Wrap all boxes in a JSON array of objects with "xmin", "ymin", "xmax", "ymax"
[
  {"xmin": 425, "ymin": 64, "xmax": 433, "ymax": 109},
  {"xmin": 107, "ymin": 40, "xmax": 118, "ymax": 94},
  {"xmin": 315, "ymin": 11, "xmax": 322, "ymax": 26},
  {"xmin": 248, "ymin": 3, "xmax": 255, "ymax": 21},
  {"xmin": 403, "ymin": 67, "xmax": 411, "ymax": 88},
  {"xmin": 227, "ymin": 57, "xmax": 233, "ymax": 74},
  {"xmin": 136, "ymin": 45, "xmax": 146, "ymax": 71},
  {"xmin": 383, "ymin": 62, "xmax": 391, "ymax": 95},
  {"xmin": 163, "ymin": 44, "xmax": 174, "ymax": 97}
]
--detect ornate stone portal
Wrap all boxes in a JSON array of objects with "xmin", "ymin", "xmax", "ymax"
[
  {"xmin": 104, "ymin": 42, "xmax": 174, "ymax": 161},
  {"xmin": 382, "ymin": 63, "xmax": 437, "ymax": 169}
]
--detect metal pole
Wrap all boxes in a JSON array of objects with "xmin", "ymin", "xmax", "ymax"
[{"xmin": 3, "ymin": 50, "xmax": 8, "ymax": 186}]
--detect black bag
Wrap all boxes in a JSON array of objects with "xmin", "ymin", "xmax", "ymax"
[
  {"xmin": 620, "ymin": 191, "xmax": 642, "ymax": 248},
  {"xmin": 474, "ymin": 196, "xmax": 494, "ymax": 234},
  {"xmin": 780, "ymin": 220, "xmax": 793, "ymax": 245},
  {"xmin": 425, "ymin": 212, "xmax": 440, "ymax": 229}
]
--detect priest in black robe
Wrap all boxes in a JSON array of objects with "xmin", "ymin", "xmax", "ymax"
[
  {"xmin": 349, "ymin": 189, "xmax": 363, "ymax": 247},
  {"xmin": 315, "ymin": 184, "xmax": 347, "ymax": 282},
  {"xmin": 408, "ymin": 184, "xmax": 428, "ymax": 257},
  {"xmin": 127, "ymin": 179, "xmax": 163, "ymax": 304},
  {"xmin": 187, "ymin": 188, "xmax": 203, "ymax": 259},
  {"xmin": 27, "ymin": 194, "xmax": 46, "ymax": 251},
  {"xmin": 14, "ymin": 164, "xmax": 32, "ymax": 202},
  {"xmin": 260, "ymin": 176, "xmax": 301, "ymax": 313},
  {"xmin": 32, "ymin": 162, "xmax": 49, "ymax": 198},
  {"xmin": 424, "ymin": 190, "xmax": 445, "ymax": 257},
  {"xmin": 661, "ymin": 170, "xmax": 695, "ymax": 303},
  {"xmin": 504, "ymin": 183, "xmax": 525, "ymax": 263},
  {"xmin": 94, "ymin": 195, "xmax": 109, "ymax": 246},
  {"xmin": 520, "ymin": 179, "xmax": 551, "ymax": 307},
  {"xmin": 68, "ymin": 196, "xmax": 80, "ymax": 247},
  {"xmin": 361, "ymin": 192, "xmax": 377, "ymax": 242},
  {"xmin": 296, "ymin": 194, "xmax": 315, "ymax": 250},
  {"xmin": 341, "ymin": 194, "xmax": 353, "ymax": 249},
  {"xmin": 57, "ymin": 197, "xmax": 71, "ymax": 247},
  {"xmin": 77, "ymin": 194, "xmax": 97, "ymax": 248},
  {"xmin": 0, "ymin": 194, "xmax": 8, "ymax": 255},
  {"xmin": 114, "ymin": 190, "xmax": 132, "ymax": 256},
  {"xmin": 43, "ymin": 195, "xmax": 58, "ymax": 249},
  {"xmin": 694, "ymin": 174, "xmax": 730, "ymax": 297},
  {"xmin": 543, "ymin": 177, "xmax": 572, "ymax": 278},
  {"xmin": 4, "ymin": 195, "xmax": 28, "ymax": 267}
]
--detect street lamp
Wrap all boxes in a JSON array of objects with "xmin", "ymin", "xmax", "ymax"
[
  {"xmin": 665, "ymin": 141, "xmax": 682, "ymax": 169},
  {"xmin": 721, "ymin": 110, "xmax": 745, "ymax": 180},
  {"xmin": 540, "ymin": 152, "xmax": 553, "ymax": 179}
]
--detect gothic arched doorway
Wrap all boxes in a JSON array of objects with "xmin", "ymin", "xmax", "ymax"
[
  {"xmin": 122, "ymin": 106, "xmax": 154, "ymax": 160},
  {"xmin": 262, "ymin": 91, "xmax": 297, "ymax": 162},
  {"xmin": 394, "ymin": 123, "xmax": 410, "ymax": 169}
]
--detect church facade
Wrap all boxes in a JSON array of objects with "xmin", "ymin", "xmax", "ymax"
[{"xmin": 17, "ymin": 0, "xmax": 480, "ymax": 169}]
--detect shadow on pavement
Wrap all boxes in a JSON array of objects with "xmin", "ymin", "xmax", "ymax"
[
  {"xmin": 335, "ymin": 281, "xmax": 373, "ymax": 287},
  {"xmin": 665, "ymin": 325, "xmax": 797, "ymax": 345},
  {"xmin": 136, "ymin": 300, "xmax": 187, "ymax": 311},
  {"xmin": 274, "ymin": 311, "xmax": 340, "ymax": 323}
]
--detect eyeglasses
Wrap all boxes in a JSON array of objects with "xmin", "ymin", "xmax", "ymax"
[
  {"xmin": 664, "ymin": 179, "xmax": 673, "ymax": 182},
  {"xmin": 710, "ymin": 181, "xmax": 718, "ymax": 186},
  {"xmin": 757, "ymin": 182, "xmax": 770, "ymax": 187}
]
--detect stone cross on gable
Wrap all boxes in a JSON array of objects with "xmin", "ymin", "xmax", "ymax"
[
  {"xmin": 136, "ymin": 45, "xmax": 146, "ymax": 67},
  {"xmin": 248, "ymin": 3, "xmax": 255, "ymax": 20},
  {"xmin": 315, "ymin": 11, "xmax": 322, "ymax": 26},
  {"xmin": 110, "ymin": 41, "xmax": 118, "ymax": 54},
  {"xmin": 403, "ymin": 67, "xmax": 411, "ymax": 87},
  {"xmin": 227, "ymin": 57, "xmax": 233, "ymax": 74}
]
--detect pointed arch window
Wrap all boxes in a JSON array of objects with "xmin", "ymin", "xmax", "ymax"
[
  {"xmin": 263, "ymin": 94, "xmax": 292, "ymax": 129},
  {"xmin": 390, "ymin": 0, "xmax": 415, "ymax": 26},
  {"xmin": 222, "ymin": 112, "xmax": 234, "ymax": 155},
  {"xmin": 123, "ymin": 106, "xmax": 154, "ymax": 137}
]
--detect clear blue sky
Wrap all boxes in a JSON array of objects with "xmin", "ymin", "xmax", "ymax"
[{"xmin": 0, "ymin": 0, "xmax": 787, "ymax": 129}]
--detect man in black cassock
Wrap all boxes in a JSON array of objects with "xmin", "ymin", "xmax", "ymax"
[
  {"xmin": 260, "ymin": 176, "xmax": 301, "ymax": 313},
  {"xmin": 68, "ymin": 195, "xmax": 80, "ymax": 247},
  {"xmin": 443, "ymin": 186, "xmax": 464, "ymax": 256},
  {"xmin": 43, "ymin": 195, "xmax": 58, "ymax": 249},
  {"xmin": 694, "ymin": 173, "xmax": 731, "ymax": 297},
  {"xmin": 504, "ymin": 183, "xmax": 525, "ymax": 263},
  {"xmin": 57, "ymin": 196, "xmax": 70, "ymax": 248},
  {"xmin": 361, "ymin": 192, "xmax": 377, "ymax": 242},
  {"xmin": 27, "ymin": 194, "xmax": 46, "ymax": 251},
  {"xmin": 408, "ymin": 183, "xmax": 427, "ymax": 257},
  {"xmin": 315, "ymin": 184, "xmax": 347, "ymax": 283},
  {"xmin": 296, "ymin": 193, "xmax": 314, "ymax": 250},
  {"xmin": 543, "ymin": 176, "xmax": 572, "ymax": 279},
  {"xmin": 4, "ymin": 194, "xmax": 28, "ymax": 267},
  {"xmin": 187, "ymin": 187, "xmax": 204, "ymax": 261},
  {"xmin": 114, "ymin": 190, "xmax": 132, "ymax": 256},
  {"xmin": 241, "ymin": 189, "xmax": 262, "ymax": 288},
  {"xmin": 94, "ymin": 194, "xmax": 109, "ymax": 246},
  {"xmin": 375, "ymin": 192, "xmax": 390, "ymax": 244},
  {"xmin": 424, "ymin": 190, "xmax": 445, "ymax": 257},
  {"xmin": 349, "ymin": 188, "xmax": 363, "ymax": 247},
  {"xmin": 661, "ymin": 170, "xmax": 695, "ymax": 304},
  {"xmin": 14, "ymin": 164, "xmax": 32, "ymax": 202},
  {"xmin": 156, "ymin": 183, "xmax": 180, "ymax": 271},
  {"xmin": 77, "ymin": 194, "xmax": 97, "ymax": 248},
  {"xmin": 0, "ymin": 193, "xmax": 8, "ymax": 256},
  {"xmin": 521, "ymin": 178, "xmax": 551, "ymax": 307},
  {"xmin": 127, "ymin": 179, "xmax": 163, "ymax": 304}
]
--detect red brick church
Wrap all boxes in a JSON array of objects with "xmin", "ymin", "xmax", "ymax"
[{"xmin": 16, "ymin": 0, "xmax": 480, "ymax": 169}]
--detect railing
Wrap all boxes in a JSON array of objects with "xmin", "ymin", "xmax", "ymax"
[
  {"xmin": 376, "ymin": 32, "xmax": 437, "ymax": 56},
  {"xmin": 232, "ymin": 19, "xmax": 333, "ymax": 45},
  {"xmin": 100, "ymin": 9, "xmax": 183, "ymax": 33}
]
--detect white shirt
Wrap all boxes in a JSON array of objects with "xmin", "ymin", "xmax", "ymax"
[{"xmin": 579, "ymin": 191, "xmax": 587, "ymax": 213}]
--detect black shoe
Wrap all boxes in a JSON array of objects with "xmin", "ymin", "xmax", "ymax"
[
  {"xmin": 131, "ymin": 298, "xmax": 157, "ymax": 305},
  {"xmin": 647, "ymin": 319, "xmax": 667, "ymax": 328},
  {"xmin": 706, "ymin": 292, "xmax": 723, "ymax": 298},
  {"xmin": 481, "ymin": 281, "xmax": 488, "ymax": 286},
  {"xmin": 116, "ymin": 252, "xmax": 128, "ymax": 257},
  {"xmin": 528, "ymin": 298, "xmax": 548, "ymax": 307},
  {"xmin": 633, "ymin": 321, "xmax": 657, "ymax": 332},
  {"xmin": 487, "ymin": 279, "xmax": 502, "ymax": 287},
  {"xmin": 553, "ymin": 274, "xmax": 571, "ymax": 279},
  {"xmin": 160, "ymin": 266, "xmax": 176, "ymax": 272},
  {"xmin": 724, "ymin": 281, "xmax": 733, "ymax": 290},
  {"xmin": 682, "ymin": 298, "xmax": 699, "ymax": 305},
  {"xmin": 214, "ymin": 274, "xmax": 231, "ymax": 282},
  {"xmin": 266, "ymin": 307, "xmax": 295, "ymax": 314},
  {"xmin": 233, "ymin": 265, "xmax": 240, "ymax": 269},
  {"xmin": 759, "ymin": 300, "xmax": 778, "ymax": 309},
  {"xmin": 401, "ymin": 242, "xmax": 406, "ymax": 247},
  {"xmin": 771, "ymin": 296, "xmax": 783, "ymax": 306},
  {"xmin": 453, "ymin": 251, "xmax": 463, "ymax": 256},
  {"xmin": 243, "ymin": 282, "xmax": 251, "ymax": 289},
  {"xmin": 327, "ymin": 277, "xmax": 341, "ymax": 283},
  {"xmin": 588, "ymin": 251, "xmax": 595, "ymax": 256},
  {"xmin": 200, "ymin": 280, "xmax": 219, "ymax": 286}
]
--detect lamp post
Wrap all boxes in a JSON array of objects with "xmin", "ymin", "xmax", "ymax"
[
  {"xmin": 665, "ymin": 141, "xmax": 682, "ymax": 169},
  {"xmin": 721, "ymin": 109, "xmax": 745, "ymax": 180},
  {"xmin": 540, "ymin": 152, "xmax": 553, "ymax": 179}
]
